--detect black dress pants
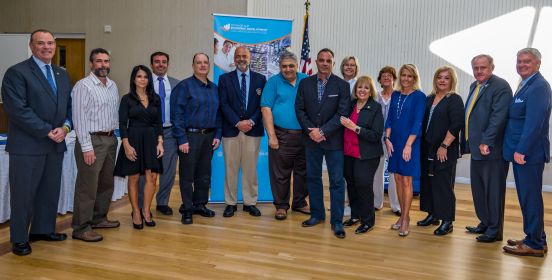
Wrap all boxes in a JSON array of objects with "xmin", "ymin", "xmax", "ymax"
[{"xmin": 344, "ymin": 156, "xmax": 380, "ymax": 226}]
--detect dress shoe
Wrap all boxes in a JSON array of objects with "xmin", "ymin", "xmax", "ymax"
[
  {"xmin": 302, "ymin": 217, "xmax": 324, "ymax": 227},
  {"xmin": 72, "ymin": 230, "xmax": 103, "ymax": 242},
  {"xmin": 243, "ymin": 205, "xmax": 262, "ymax": 217},
  {"xmin": 91, "ymin": 220, "xmax": 120, "ymax": 229},
  {"xmin": 181, "ymin": 212, "xmax": 193, "ymax": 224},
  {"xmin": 355, "ymin": 223, "xmax": 374, "ymax": 234},
  {"xmin": 193, "ymin": 206, "xmax": 216, "ymax": 217},
  {"xmin": 291, "ymin": 206, "xmax": 310, "ymax": 215},
  {"xmin": 476, "ymin": 234, "xmax": 502, "ymax": 243},
  {"xmin": 390, "ymin": 223, "xmax": 401, "ymax": 230},
  {"xmin": 141, "ymin": 210, "xmax": 156, "ymax": 227},
  {"xmin": 332, "ymin": 225, "xmax": 346, "ymax": 239},
  {"xmin": 503, "ymin": 243, "xmax": 545, "ymax": 257},
  {"xmin": 156, "ymin": 205, "xmax": 173, "ymax": 215},
  {"xmin": 417, "ymin": 214, "xmax": 440, "ymax": 226},
  {"xmin": 29, "ymin": 232, "xmax": 67, "ymax": 241},
  {"xmin": 131, "ymin": 212, "xmax": 143, "ymax": 229},
  {"xmin": 434, "ymin": 221, "xmax": 453, "ymax": 236},
  {"xmin": 507, "ymin": 239, "xmax": 548, "ymax": 254},
  {"xmin": 465, "ymin": 225, "xmax": 486, "ymax": 234},
  {"xmin": 12, "ymin": 242, "xmax": 32, "ymax": 256},
  {"xmin": 393, "ymin": 210, "xmax": 401, "ymax": 217},
  {"xmin": 342, "ymin": 218, "xmax": 360, "ymax": 227},
  {"xmin": 223, "ymin": 205, "xmax": 238, "ymax": 217},
  {"xmin": 275, "ymin": 209, "xmax": 287, "ymax": 220}
]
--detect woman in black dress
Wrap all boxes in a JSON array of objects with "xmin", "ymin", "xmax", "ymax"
[
  {"xmin": 114, "ymin": 65, "xmax": 164, "ymax": 229},
  {"xmin": 417, "ymin": 66, "xmax": 464, "ymax": 235}
]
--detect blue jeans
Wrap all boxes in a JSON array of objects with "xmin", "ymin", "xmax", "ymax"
[{"xmin": 305, "ymin": 146, "xmax": 345, "ymax": 226}]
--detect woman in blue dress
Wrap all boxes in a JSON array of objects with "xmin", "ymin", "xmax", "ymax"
[{"xmin": 384, "ymin": 64, "xmax": 425, "ymax": 237}]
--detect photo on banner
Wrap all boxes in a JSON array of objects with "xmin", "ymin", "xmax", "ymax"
[{"xmin": 211, "ymin": 14, "xmax": 293, "ymax": 203}]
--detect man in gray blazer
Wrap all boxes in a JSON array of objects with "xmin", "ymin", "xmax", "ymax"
[
  {"xmin": 139, "ymin": 51, "xmax": 180, "ymax": 215},
  {"xmin": 1, "ymin": 29, "xmax": 73, "ymax": 255},
  {"xmin": 462, "ymin": 54, "xmax": 512, "ymax": 243}
]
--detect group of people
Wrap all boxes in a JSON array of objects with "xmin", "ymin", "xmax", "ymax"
[{"xmin": 1, "ymin": 29, "xmax": 550, "ymax": 258}]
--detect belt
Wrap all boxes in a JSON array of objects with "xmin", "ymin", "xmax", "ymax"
[
  {"xmin": 275, "ymin": 126, "xmax": 302, "ymax": 135},
  {"xmin": 90, "ymin": 130, "xmax": 115, "ymax": 136},
  {"xmin": 163, "ymin": 126, "xmax": 172, "ymax": 130},
  {"xmin": 186, "ymin": 128, "xmax": 214, "ymax": 134}
]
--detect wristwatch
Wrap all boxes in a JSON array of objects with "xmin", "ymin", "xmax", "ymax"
[
  {"xmin": 440, "ymin": 143, "xmax": 449, "ymax": 149},
  {"xmin": 383, "ymin": 136, "xmax": 389, "ymax": 141},
  {"xmin": 355, "ymin": 126, "xmax": 361, "ymax": 134},
  {"xmin": 319, "ymin": 129, "xmax": 325, "ymax": 137}
]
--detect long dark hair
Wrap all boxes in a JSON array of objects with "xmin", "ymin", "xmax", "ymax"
[{"xmin": 129, "ymin": 65, "xmax": 159, "ymax": 105}]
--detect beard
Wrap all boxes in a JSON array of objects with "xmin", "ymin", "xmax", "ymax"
[{"xmin": 94, "ymin": 67, "xmax": 110, "ymax": 77}]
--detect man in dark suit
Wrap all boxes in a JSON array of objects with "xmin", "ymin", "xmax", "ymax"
[
  {"xmin": 462, "ymin": 54, "xmax": 512, "ymax": 243},
  {"xmin": 1, "ymin": 29, "xmax": 72, "ymax": 255},
  {"xmin": 503, "ymin": 48, "xmax": 551, "ymax": 257},
  {"xmin": 219, "ymin": 46, "xmax": 267, "ymax": 217},
  {"xmin": 295, "ymin": 48, "xmax": 351, "ymax": 238}
]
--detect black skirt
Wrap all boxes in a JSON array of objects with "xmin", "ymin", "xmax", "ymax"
[{"xmin": 114, "ymin": 126, "xmax": 163, "ymax": 177}]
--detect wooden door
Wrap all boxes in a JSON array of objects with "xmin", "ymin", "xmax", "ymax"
[{"xmin": 53, "ymin": 38, "xmax": 85, "ymax": 86}]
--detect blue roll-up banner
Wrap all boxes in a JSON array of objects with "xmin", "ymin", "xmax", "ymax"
[{"xmin": 211, "ymin": 14, "xmax": 293, "ymax": 203}]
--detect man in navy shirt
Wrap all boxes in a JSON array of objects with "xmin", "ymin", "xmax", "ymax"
[{"xmin": 171, "ymin": 53, "xmax": 222, "ymax": 225}]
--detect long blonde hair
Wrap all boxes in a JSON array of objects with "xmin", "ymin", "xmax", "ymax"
[{"xmin": 395, "ymin": 64, "xmax": 421, "ymax": 91}]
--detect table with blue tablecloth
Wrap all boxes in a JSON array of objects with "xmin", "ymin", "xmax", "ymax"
[{"xmin": 0, "ymin": 132, "xmax": 128, "ymax": 223}]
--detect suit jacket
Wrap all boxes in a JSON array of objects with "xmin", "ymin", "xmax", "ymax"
[
  {"xmin": 461, "ymin": 75, "xmax": 512, "ymax": 160},
  {"xmin": 1, "ymin": 57, "xmax": 72, "ymax": 155},
  {"xmin": 219, "ymin": 69, "xmax": 266, "ymax": 137},
  {"xmin": 168, "ymin": 76, "xmax": 179, "ymax": 89},
  {"xmin": 422, "ymin": 93, "xmax": 464, "ymax": 169},
  {"xmin": 295, "ymin": 74, "xmax": 351, "ymax": 150},
  {"xmin": 349, "ymin": 98, "xmax": 384, "ymax": 160},
  {"xmin": 503, "ymin": 72, "xmax": 551, "ymax": 164}
]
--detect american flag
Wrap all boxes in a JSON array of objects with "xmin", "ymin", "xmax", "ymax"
[{"xmin": 299, "ymin": 10, "xmax": 312, "ymax": 76}]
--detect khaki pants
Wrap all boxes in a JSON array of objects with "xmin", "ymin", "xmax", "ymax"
[{"xmin": 222, "ymin": 132, "xmax": 261, "ymax": 206}]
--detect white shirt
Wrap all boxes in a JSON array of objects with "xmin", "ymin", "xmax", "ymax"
[
  {"xmin": 347, "ymin": 77, "xmax": 357, "ymax": 97},
  {"xmin": 152, "ymin": 73, "xmax": 172, "ymax": 127},
  {"xmin": 72, "ymin": 73, "xmax": 119, "ymax": 152}
]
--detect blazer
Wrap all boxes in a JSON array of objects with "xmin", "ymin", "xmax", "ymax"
[
  {"xmin": 168, "ymin": 76, "xmax": 179, "ymax": 89},
  {"xmin": 295, "ymin": 74, "xmax": 351, "ymax": 150},
  {"xmin": 218, "ymin": 69, "xmax": 266, "ymax": 137},
  {"xmin": 348, "ymin": 98, "xmax": 384, "ymax": 160},
  {"xmin": 1, "ymin": 57, "xmax": 72, "ymax": 155},
  {"xmin": 503, "ymin": 72, "xmax": 551, "ymax": 164},
  {"xmin": 461, "ymin": 75, "xmax": 512, "ymax": 160},
  {"xmin": 422, "ymin": 93, "xmax": 464, "ymax": 168}
]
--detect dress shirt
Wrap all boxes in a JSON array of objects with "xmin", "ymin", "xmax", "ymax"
[
  {"xmin": 72, "ymin": 72, "xmax": 119, "ymax": 152},
  {"xmin": 171, "ymin": 75, "xmax": 222, "ymax": 145},
  {"xmin": 261, "ymin": 72, "xmax": 307, "ymax": 130},
  {"xmin": 152, "ymin": 73, "xmax": 172, "ymax": 127},
  {"xmin": 516, "ymin": 72, "xmax": 538, "ymax": 95},
  {"xmin": 347, "ymin": 77, "xmax": 357, "ymax": 97},
  {"xmin": 236, "ymin": 68, "xmax": 250, "ymax": 109}
]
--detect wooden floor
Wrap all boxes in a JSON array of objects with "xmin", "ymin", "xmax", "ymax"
[{"xmin": 1, "ymin": 180, "xmax": 551, "ymax": 280}]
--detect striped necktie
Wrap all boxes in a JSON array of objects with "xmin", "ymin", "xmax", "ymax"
[{"xmin": 465, "ymin": 84, "xmax": 481, "ymax": 140}]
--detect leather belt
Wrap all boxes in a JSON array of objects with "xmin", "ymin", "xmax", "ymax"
[
  {"xmin": 275, "ymin": 126, "xmax": 302, "ymax": 135},
  {"xmin": 90, "ymin": 130, "xmax": 115, "ymax": 136},
  {"xmin": 163, "ymin": 126, "xmax": 172, "ymax": 130},
  {"xmin": 186, "ymin": 128, "xmax": 214, "ymax": 134}
]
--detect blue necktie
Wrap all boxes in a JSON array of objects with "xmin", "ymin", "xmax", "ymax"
[
  {"xmin": 45, "ymin": 64, "xmax": 57, "ymax": 95},
  {"xmin": 158, "ymin": 76, "xmax": 165, "ymax": 124},
  {"xmin": 240, "ymin": 73, "xmax": 247, "ymax": 110}
]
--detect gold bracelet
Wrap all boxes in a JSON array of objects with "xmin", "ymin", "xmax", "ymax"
[{"xmin": 63, "ymin": 125, "xmax": 70, "ymax": 134}]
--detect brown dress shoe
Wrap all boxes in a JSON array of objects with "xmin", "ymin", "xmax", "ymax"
[
  {"xmin": 292, "ymin": 206, "xmax": 310, "ymax": 215},
  {"xmin": 503, "ymin": 244, "xmax": 545, "ymax": 257},
  {"xmin": 275, "ymin": 209, "xmax": 287, "ymax": 220},
  {"xmin": 72, "ymin": 231, "xmax": 103, "ymax": 242},
  {"xmin": 91, "ymin": 220, "xmax": 121, "ymax": 229},
  {"xmin": 507, "ymin": 239, "xmax": 548, "ymax": 253}
]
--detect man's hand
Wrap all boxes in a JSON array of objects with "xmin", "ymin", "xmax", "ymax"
[
  {"xmin": 236, "ymin": 120, "xmax": 253, "ymax": 133},
  {"xmin": 479, "ymin": 144, "xmax": 490, "ymax": 156},
  {"xmin": 268, "ymin": 135, "xmax": 279, "ymax": 150},
  {"xmin": 179, "ymin": 143, "xmax": 190, "ymax": 154},
  {"xmin": 212, "ymin": 139, "xmax": 221, "ymax": 150},
  {"xmin": 83, "ymin": 150, "xmax": 96, "ymax": 166},
  {"xmin": 48, "ymin": 127, "xmax": 67, "ymax": 143},
  {"xmin": 514, "ymin": 152, "xmax": 526, "ymax": 165},
  {"xmin": 308, "ymin": 128, "xmax": 326, "ymax": 143}
]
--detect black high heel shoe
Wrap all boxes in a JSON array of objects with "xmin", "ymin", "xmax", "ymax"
[
  {"xmin": 141, "ymin": 209, "xmax": 156, "ymax": 227},
  {"xmin": 131, "ymin": 212, "xmax": 143, "ymax": 229}
]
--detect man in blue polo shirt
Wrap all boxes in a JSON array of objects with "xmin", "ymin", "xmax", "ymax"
[{"xmin": 261, "ymin": 51, "xmax": 309, "ymax": 220}]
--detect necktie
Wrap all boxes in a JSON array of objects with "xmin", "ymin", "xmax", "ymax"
[
  {"xmin": 45, "ymin": 64, "xmax": 57, "ymax": 95},
  {"xmin": 465, "ymin": 84, "xmax": 481, "ymax": 140},
  {"xmin": 158, "ymin": 76, "xmax": 166, "ymax": 124},
  {"xmin": 241, "ymin": 73, "xmax": 247, "ymax": 110}
]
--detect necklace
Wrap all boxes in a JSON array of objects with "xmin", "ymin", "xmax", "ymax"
[{"xmin": 396, "ymin": 93, "xmax": 409, "ymax": 119}]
